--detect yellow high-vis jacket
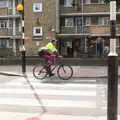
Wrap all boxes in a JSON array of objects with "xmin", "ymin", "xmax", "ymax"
[{"xmin": 39, "ymin": 42, "xmax": 57, "ymax": 53}]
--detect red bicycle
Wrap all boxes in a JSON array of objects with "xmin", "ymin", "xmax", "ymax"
[{"xmin": 33, "ymin": 56, "xmax": 73, "ymax": 80}]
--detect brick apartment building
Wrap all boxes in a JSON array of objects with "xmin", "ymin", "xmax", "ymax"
[
  {"xmin": 25, "ymin": 0, "xmax": 120, "ymax": 58},
  {"xmin": 0, "ymin": 0, "xmax": 57, "ymax": 57},
  {"xmin": 0, "ymin": 0, "xmax": 21, "ymax": 57},
  {"xmin": 24, "ymin": 0, "xmax": 57, "ymax": 55},
  {"xmin": 57, "ymin": 0, "xmax": 120, "ymax": 58},
  {"xmin": 0, "ymin": 0, "xmax": 120, "ymax": 58}
]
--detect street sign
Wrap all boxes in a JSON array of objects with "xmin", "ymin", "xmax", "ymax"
[{"xmin": 25, "ymin": 36, "xmax": 30, "ymax": 40}]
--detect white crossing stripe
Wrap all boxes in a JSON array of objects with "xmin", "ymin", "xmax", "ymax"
[
  {"xmin": 4, "ymin": 82, "xmax": 96, "ymax": 88},
  {"xmin": 0, "ymin": 88, "xmax": 96, "ymax": 96},
  {"xmin": 0, "ymin": 77, "xmax": 97, "ymax": 114},
  {"xmin": 0, "ymin": 98, "xmax": 96, "ymax": 108}
]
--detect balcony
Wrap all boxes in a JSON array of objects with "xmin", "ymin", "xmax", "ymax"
[
  {"xmin": 0, "ymin": 8, "xmax": 21, "ymax": 19},
  {"xmin": 60, "ymin": 25, "xmax": 120, "ymax": 36},
  {"xmin": 86, "ymin": 25, "xmax": 110, "ymax": 35},
  {"xmin": 0, "ymin": 8, "xmax": 8, "ymax": 16},
  {"xmin": 0, "ymin": 29, "xmax": 8, "ymax": 36},
  {"xmin": 83, "ymin": 4, "xmax": 109, "ymax": 13},
  {"xmin": 60, "ymin": 26, "xmax": 87, "ymax": 34},
  {"xmin": 0, "ymin": 27, "xmax": 22, "ymax": 37},
  {"xmin": 60, "ymin": 4, "xmax": 109, "ymax": 16},
  {"xmin": 60, "ymin": 6, "xmax": 82, "ymax": 15}
]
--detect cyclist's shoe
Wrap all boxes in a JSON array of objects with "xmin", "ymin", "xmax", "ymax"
[{"xmin": 49, "ymin": 73, "xmax": 55, "ymax": 77}]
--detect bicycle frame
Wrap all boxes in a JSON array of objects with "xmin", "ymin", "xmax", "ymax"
[{"xmin": 46, "ymin": 57, "xmax": 63, "ymax": 76}]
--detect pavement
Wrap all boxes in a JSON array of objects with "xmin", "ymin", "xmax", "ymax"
[{"xmin": 0, "ymin": 65, "xmax": 111, "ymax": 78}]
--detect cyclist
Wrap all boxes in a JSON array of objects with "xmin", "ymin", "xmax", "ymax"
[{"xmin": 38, "ymin": 39, "xmax": 60, "ymax": 76}]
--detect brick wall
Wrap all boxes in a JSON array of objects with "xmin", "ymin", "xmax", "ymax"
[
  {"xmin": 84, "ymin": 4, "xmax": 109, "ymax": 13},
  {"xmin": 24, "ymin": 0, "xmax": 56, "ymax": 56}
]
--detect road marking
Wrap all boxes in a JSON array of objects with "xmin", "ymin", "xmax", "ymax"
[
  {"xmin": 0, "ymin": 98, "xmax": 96, "ymax": 108},
  {"xmin": 0, "ymin": 88, "xmax": 96, "ymax": 96}
]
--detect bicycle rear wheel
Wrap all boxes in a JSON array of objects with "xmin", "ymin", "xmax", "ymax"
[
  {"xmin": 57, "ymin": 65, "xmax": 73, "ymax": 80},
  {"xmin": 33, "ymin": 64, "xmax": 47, "ymax": 80}
]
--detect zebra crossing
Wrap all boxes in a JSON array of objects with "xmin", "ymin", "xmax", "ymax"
[{"xmin": 0, "ymin": 76, "xmax": 99, "ymax": 119}]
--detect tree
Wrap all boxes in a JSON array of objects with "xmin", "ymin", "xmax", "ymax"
[{"xmin": 104, "ymin": 0, "xmax": 120, "ymax": 10}]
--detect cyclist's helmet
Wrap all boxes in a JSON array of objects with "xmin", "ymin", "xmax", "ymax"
[{"xmin": 50, "ymin": 39, "xmax": 57, "ymax": 42}]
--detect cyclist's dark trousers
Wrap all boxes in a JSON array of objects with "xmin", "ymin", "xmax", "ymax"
[
  {"xmin": 43, "ymin": 52, "xmax": 53, "ymax": 75},
  {"xmin": 43, "ymin": 52, "xmax": 53, "ymax": 67}
]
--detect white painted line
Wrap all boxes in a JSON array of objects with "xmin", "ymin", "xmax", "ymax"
[
  {"xmin": 4, "ymin": 82, "xmax": 97, "ymax": 88},
  {"xmin": 0, "ymin": 88, "xmax": 96, "ymax": 96},
  {"xmin": 0, "ymin": 98, "xmax": 96, "ymax": 108}
]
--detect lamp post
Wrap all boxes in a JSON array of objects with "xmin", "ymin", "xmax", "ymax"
[
  {"xmin": 17, "ymin": 1, "xmax": 26, "ymax": 74},
  {"xmin": 107, "ymin": 0, "xmax": 118, "ymax": 120}
]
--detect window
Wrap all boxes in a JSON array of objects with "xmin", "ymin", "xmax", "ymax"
[
  {"xmin": 85, "ymin": 17, "xmax": 91, "ymax": 26},
  {"xmin": 65, "ymin": 18, "xmax": 73, "ymax": 27},
  {"xmin": 99, "ymin": 17, "xmax": 109, "ymax": 25},
  {"xmin": 92, "ymin": 0, "xmax": 98, "ymax": 4},
  {"xmin": 64, "ymin": 0, "xmax": 73, "ymax": 7},
  {"xmin": 91, "ymin": 17, "xmax": 98, "ymax": 25},
  {"xmin": 33, "ymin": 3, "xmax": 42, "ymax": 12},
  {"xmin": 98, "ymin": 0, "xmax": 104, "ymax": 4},
  {"xmin": 33, "ymin": 27, "xmax": 42, "ymax": 36},
  {"xmin": 8, "ymin": 40, "xmax": 13, "ymax": 48},
  {"xmin": 0, "ymin": 21, "xmax": 8, "ymax": 29},
  {"xmin": 0, "ymin": 1, "xmax": 8, "ymax": 8},
  {"xmin": 0, "ymin": 39, "xmax": 7, "ymax": 48},
  {"xmin": 8, "ymin": 0, "xmax": 12, "ymax": 9},
  {"xmin": 85, "ymin": 0, "xmax": 91, "ymax": 4}
]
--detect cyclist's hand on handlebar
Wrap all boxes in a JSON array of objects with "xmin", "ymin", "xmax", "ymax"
[
  {"xmin": 51, "ymin": 54, "xmax": 56, "ymax": 57},
  {"xmin": 58, "ymin": 55, "xmax": 63, "ymax": 58}
]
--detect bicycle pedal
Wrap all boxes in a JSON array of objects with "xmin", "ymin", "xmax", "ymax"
[{"xmin": 49, "ymin": 73, "xmax": 55, "ymax": 77}]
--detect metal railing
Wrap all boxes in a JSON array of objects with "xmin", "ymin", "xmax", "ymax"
[
  {"xmin": 0, "ymin": 27, "xmax": 22, "ymax": 36},
  {"xmin": 60, "ymin": 25, "xmax": 120, "ymax": 35},
  {"xmin": 60, "ymin": 26, "xmax": 88, "ymax": 34},
  {"xmin": 60, "ymin": 4, "xmax": 109, "ymax": 14}
]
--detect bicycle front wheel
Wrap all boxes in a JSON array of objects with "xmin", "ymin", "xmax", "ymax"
[
  {"xmin": 57, "ymin": 65, "xmax": 73, "ymax": 80},
  {"xmin": 33, "ymin": 64, "xmax": 47, "ymax": 80}
]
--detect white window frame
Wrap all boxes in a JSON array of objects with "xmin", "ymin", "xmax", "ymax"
[
  {"xmin": 33, "ymin": 3, "xmax": 42, "ymax": 12},
  {"xmin": 0, "ymin": 21, "xmax": 8, "ymax": 29},
  {"xmin": 85, "ymin": 17, "xmax": 91, "ymax": 26},
  {"xmin": 98, "ymin": 0, "xmax": 104, "ymax": 4},
  {"xmin": 0, "ymin": 39, "xmax": 7, "ymax": 48},
  {"xmin": 65, "ymin": 18, "xmax": 73, "ymax": 27},
  {"xmin": 8, "ymin": 40, "xmax": 13, "ymax": 48},
  {"xmin": 33, "ymin": 26, "xmax": 43, "ymax": 36},
  {"xmin": 64, "ymin": 0, "xmax": 73, "ymax": 7},
  {"xmin": 0, "ymin": 1, "xmax": 8, "ymax": 8},
  {"xmin": 99, "ymin": 17, "xmax": 109, "ymax": 26},
  {"xmin": 85, "ymin": 0, "xmax": 91, "ymax": 5}
]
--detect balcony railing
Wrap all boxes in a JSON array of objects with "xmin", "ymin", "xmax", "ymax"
[
  {"xmin": 0, "ymin": 29, "xmax": 8, "ymax": 36},
  {"xmin": 83, "ymin": 4, "xmax": 109, "ymax": 13},
  {"xmin": 8, "ymin": 9, "xmax": 21, "ymax": 16},
  {"xmin": 60, "ymin": 26, "xmax": 87, "ymax": 34},
  {"xmin": 0, "ymin": 8, "xmax": 8, "ymax": 16},
  {"xmin": 0, "ymin": 27, "xmax": 22, "ymax": 36},
  {"xmin": 60, "ymin": 5, "xmax": 82, "ymax": 14},
  {"xmin": 60, "ymin": 4, "xmax": 109, "ymax": 14},
  {"xmin": 0, "ymin": 8, "xmax": 21, "ymax": 17},
  {"xmin": 60, "ymin": 25, "xmax": 120, "ymax": 35}
]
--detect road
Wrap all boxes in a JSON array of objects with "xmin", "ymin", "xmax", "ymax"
[{"xmin": 0, "ymin": 75, "xmax": 120, "ymax": 120}]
